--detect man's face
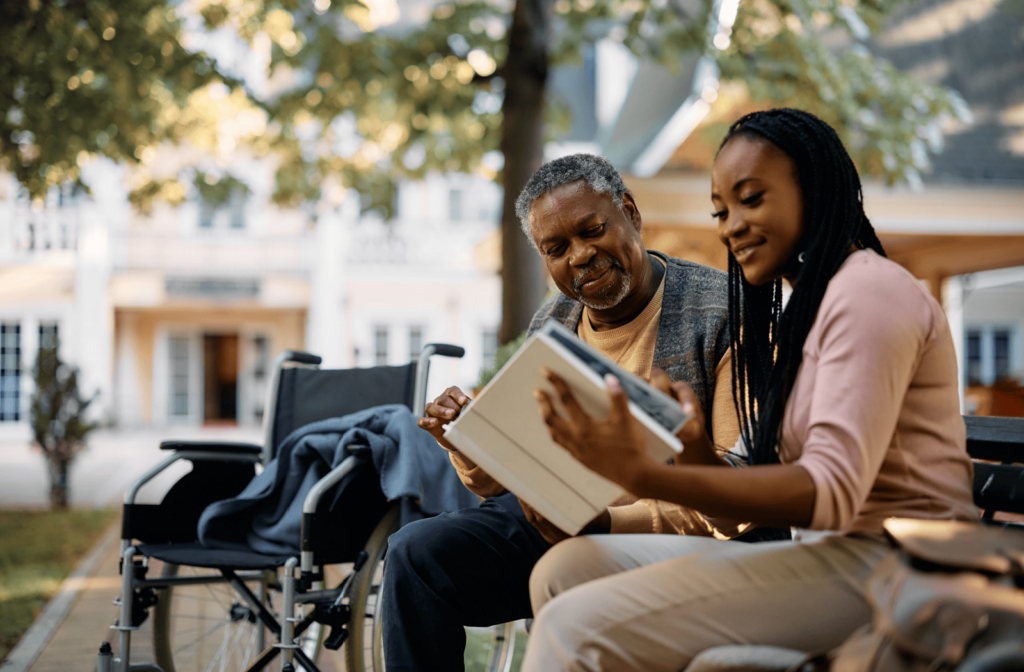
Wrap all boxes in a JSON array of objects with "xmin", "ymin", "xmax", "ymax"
[{"xmin": 528, "ymin": 180, "xmax": 646, "ymax": 311}]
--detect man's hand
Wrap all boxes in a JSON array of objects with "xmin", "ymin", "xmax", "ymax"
[
  {"xmin": 417, "ymin": 386, "xmax": 470, "ymax": 452},
  {"xmin": 519, "ymin": 495, "xmax": 628, "ymax": 543},
  {"xmin": 517, "ymin": 498, "xmax": 571, "ymax": 545}
]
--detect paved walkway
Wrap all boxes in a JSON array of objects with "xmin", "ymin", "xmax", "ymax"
[{"xmin": 0, "ymin": 425, "xmax": 263, "ymax": 509}]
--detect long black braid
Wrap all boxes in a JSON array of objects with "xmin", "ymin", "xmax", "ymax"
[{"xmin": 720, "ymin": 108, "xmax": 887, "ymax": 467}]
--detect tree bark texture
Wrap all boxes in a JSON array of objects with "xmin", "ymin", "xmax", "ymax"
[
  {"xmin": 498, "ymin": 0, "xmax": 552, "ymax": 344},
  {"xmin": 49, "ymin": 455, "xmax": 70, "ymax": 509}
]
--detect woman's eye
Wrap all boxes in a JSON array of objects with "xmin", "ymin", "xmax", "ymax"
[
  {"xmin": 711, "ymin": 210, "xmax": 727, "ymax": 221},
  {"xmin": 740, "ymin": 191, "xmax": 764, "ymax": 206}
]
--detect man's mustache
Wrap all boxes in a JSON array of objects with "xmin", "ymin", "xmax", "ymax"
[{"xmin": 572, "ymin": 258, "xmax": 621, "ymax": 294}]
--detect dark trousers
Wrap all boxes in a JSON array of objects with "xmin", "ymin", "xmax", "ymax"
[{"xmin": 380, "ymin": 493, "xmax": 551, "ymax": 672}]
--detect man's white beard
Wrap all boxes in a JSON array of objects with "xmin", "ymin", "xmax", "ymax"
[{"xmin": 573, "ymin": 263, "xmax": 633, "ymax": 310}]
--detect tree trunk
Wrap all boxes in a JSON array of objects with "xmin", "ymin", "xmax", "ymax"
[
  {"xmin": 49, "ymin": 455, "xmax": 70, "ymax": 509},
  {"xmin": 498, "ymin": 0, "xmax": 552, "ymax": 344}
]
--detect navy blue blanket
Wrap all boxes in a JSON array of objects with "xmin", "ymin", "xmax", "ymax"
[{"xmin": 197, "ymin": 404, "xmax": 478, "ymax": 555}]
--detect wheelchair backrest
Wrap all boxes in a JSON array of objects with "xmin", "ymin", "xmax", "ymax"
[{"xmin": 267, "ymin": 363, "xmax": 417, "ymax": 462}]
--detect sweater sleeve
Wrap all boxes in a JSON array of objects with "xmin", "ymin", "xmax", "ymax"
[
  {"xmin": 443, "ymin": 444, "xmax": 508, "ymax": 499},
  {"xmin": 796, "ymin": 262, "xmax": 932, "ymax": 531}
]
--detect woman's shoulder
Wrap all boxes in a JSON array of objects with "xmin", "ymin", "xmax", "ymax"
[{"xmin": 818, "ymin": 250, "xmax": 940, "ymax": 337}]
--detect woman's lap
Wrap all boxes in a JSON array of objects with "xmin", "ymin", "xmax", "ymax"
[{"xmin": 524, "ymin": 534, "xmax": 889, "ymax": 672}]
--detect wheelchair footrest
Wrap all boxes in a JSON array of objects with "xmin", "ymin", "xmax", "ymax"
[{"xmin": 311, "ymin": 602, "xmax": 351, "ymax": 651}]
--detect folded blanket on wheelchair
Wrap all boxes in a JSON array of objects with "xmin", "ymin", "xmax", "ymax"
[{"xmin": 197, "ymin": 404, "xmax": 479, "ymax": 556}]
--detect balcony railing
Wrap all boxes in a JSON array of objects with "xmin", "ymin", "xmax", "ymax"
[{"xmin": 110, "ymin": 231, "xmax": 315, "ymax": 277}]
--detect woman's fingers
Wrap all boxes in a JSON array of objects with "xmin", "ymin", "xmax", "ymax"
[
  {"xmin": 649, "ymin": 369, "xmax": 678, "ymax": 401},
  {"xmin": 604, "ymin": 375, "xmax": 631, "ymax": 425},
  {"xmin": 672, "ymin": 381, "xmax": 698, "ymax": 418}
]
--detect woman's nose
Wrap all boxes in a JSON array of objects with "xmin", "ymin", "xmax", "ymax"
[{"xmin": 718, "ymin": 215, "xmax": 747, "ymax": 245}]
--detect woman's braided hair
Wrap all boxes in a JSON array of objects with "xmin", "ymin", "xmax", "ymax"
[{"xmin": 720, "ymin": 108, "xmax": 887, "ymax": 466}]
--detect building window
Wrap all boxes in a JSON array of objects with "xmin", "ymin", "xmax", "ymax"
[
  {"xmin": 39, "ymin": 322, "xmax": 59, "ymax": 350},
  {"xmin": 966, "ymin": 330, "xmax": 983, "ymax": 387},
  {"xmin": 482, "ymin": 328, "xmax": 499, "ymax": 371},
  {"xmin": 408, "ymin": 326, "xmax": 423, "ymax": 363},
  {"xmin": 0, "ymin": 323, "xmax": 21, "ymax": 422},
  {"xmin": 229, "ymin": 190, "xmax": 246, "ymax": 229},
  {"xmin": 199, "ymin": 201, "xmax": 215, "ymax": 229},
  {"xmin": 994, "ymin": 330, "xmax": 1011, "ymax": 382},
  {"xmin": 449, "ymin": 188, "xmax": 462, "ymax": 222},
  {"xmin": 966, "ymin": 326, "xmax": 1019, "ymax": 386},
  {"xmin": 169, "ymin": 336, "xmax": 190, "ymax": 418},
  {"xmin": 374, "ymin": 326, "xmax": 389, "ymax": 366}
]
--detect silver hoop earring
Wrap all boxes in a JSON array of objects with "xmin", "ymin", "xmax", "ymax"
[{"xmin": 798, "ymin": 251, "xmax": 806, "ymax": 264}]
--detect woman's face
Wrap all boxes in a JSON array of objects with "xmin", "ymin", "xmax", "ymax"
[{"xmin": 711, "ymin": 136, "xmax": 805, "ymax": 286}]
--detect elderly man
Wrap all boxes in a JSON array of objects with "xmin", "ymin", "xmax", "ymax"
[{"xmin": 380, "ymin": 154, "xmax": 779, "ymax": 672}]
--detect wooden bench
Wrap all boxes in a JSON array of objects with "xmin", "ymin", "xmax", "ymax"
[{"xmin": 966, "ymin": 415, "xmax": 1024, "ymax": 525}]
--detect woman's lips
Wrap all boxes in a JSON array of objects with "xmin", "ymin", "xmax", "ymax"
[{"xmin": 732, "ymin": 241, "xmax": 764, "ymax": 263}]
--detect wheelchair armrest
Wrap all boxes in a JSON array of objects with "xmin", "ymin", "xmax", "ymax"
[
  {"xmin": 124, "ymin": 446, "xmax": 260, "ymax": 507},
  {"xmin": 160, "ymin": 440, "xmax": 263, "ymax": 455}
]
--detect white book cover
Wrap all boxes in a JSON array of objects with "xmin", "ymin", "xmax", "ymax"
[{"xmin": 443, "ymin": 320, "xmax": 689, "ymax": 535}]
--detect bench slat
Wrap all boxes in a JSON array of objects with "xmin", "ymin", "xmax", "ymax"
[{"xmin": 965, "ymin": 416, "xmax": 1024, "ymax": 463}]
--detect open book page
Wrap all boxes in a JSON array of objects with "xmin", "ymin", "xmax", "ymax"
[{"xmin": 443, "ymin": 322, "xmax": 686, "ymax": 535}]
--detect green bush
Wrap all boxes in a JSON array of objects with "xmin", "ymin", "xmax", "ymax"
[{"xmin": 476, "ymin": 330, "xmax": 528, "ymax": 391}]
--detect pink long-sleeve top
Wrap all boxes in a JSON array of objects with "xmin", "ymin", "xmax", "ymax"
[{"xmin": 781, "ymin": 250, "xmax": 978, "ymax": 535}]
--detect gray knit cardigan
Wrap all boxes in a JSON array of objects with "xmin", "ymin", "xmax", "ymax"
[{"xmin": 526, "ymin": 251, "xmax": 731, "ymax": 443}]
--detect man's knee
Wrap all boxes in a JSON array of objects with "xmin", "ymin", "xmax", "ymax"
[
  {"xmin": 385, "ymin": 515, "xmax": 453, "ymax": 581},
  {"xmin": 529, "ymin": 536, "xmax": 624, "ymax": 613}
]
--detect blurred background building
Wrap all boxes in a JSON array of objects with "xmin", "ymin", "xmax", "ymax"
[
  {"xmin": 1, "ymin": 0, "xmax": 1022, "ymax": 440},
  {"xmin": 0, "ymin": 163, "xmax": 502, "ymax": 435}
]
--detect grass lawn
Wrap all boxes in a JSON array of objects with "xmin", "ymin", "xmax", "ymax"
[
  {"xmin": 0, "ymin": 508, "xmax": 118, "ymax": 662},
  {"xmin": 465, "ymin": 625, "xmax": 528, "ymax": 672}
]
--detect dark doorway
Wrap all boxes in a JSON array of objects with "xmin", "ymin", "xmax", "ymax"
[{"xmin": 204, "ymin": 334, "xmax": 238, "ymax": 423}]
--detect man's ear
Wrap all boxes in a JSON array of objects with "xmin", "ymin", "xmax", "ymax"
[{"xmin": 622, "ymin": 191, "xmax": 642, "ymax": 232}]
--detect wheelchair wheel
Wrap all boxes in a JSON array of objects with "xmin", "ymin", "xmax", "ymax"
[
  {"xmin": 152, "ymin": 564, "xmax": 324, "ymax": 672},
  {"xmin": 340, "ymin": 504, "xmax": 518, "ymax": 672},
  {"xmin": 344, "ymin": 503, "xmax": 400, "ymax": 672}
]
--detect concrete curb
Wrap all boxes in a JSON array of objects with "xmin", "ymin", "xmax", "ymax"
[{"xmin": 1, "ymin": 522, "xmax": 120, "ymax": 672}]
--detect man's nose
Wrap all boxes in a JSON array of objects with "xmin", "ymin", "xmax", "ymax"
[{"xmin": 567, "ymin": 239, "xmax": 597, "ymax": 267}]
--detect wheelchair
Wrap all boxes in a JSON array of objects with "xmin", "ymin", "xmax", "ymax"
[{"xmin": 99, "ymin": 345, "xmax": 519, "ymax": 672}]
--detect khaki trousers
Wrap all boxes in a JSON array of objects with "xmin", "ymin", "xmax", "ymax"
[{"xmin": 523, "ymin": 533, "xmax": 890, "ymax": 672}]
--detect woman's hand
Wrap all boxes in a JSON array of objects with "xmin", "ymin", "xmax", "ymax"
[{"xmin": 534, "ymin": 367, "xmax": 657, "ymax": 492}]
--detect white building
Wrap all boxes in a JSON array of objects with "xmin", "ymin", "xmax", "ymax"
[{"xmin": 0, "ymin": 163, "xmax": 502, "ymax": 435}]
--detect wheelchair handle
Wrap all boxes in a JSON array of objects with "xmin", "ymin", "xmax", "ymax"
[
  {"xmin": 282, "ymin": 350, "xmax": 323, "ymax": 365},
  {"xmin": 424, "ymin": 343, "xmax": 465, "ymax": 359},
  {"xmin": 414, "ymin": 343, "xmax": 466, "ymax": 417}
]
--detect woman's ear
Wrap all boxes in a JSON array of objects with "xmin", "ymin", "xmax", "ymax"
[{"xmin": 622, "ymin": 191, "xmax": 642, "ymax": 232}]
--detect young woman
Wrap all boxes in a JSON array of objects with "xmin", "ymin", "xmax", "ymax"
[{"xmin": 521, "ymin": 108, "xmax": 979, "ymax": 671}]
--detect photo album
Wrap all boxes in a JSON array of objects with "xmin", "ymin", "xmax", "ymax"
[{"xmin": 443, "ymin": 319, "xmax": 690, "ymax": 535}]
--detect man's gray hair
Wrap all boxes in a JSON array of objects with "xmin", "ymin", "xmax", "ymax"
[{"xmin": 514, "ymin": 154, "xmax": 629, "ymax": 243}]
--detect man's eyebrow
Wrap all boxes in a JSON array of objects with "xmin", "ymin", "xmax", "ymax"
[{"xmin": 537, "ymin": 212, "xmax": 599, "ymax": 247}]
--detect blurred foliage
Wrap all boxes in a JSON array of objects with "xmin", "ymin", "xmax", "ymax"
[
  {"xmin": 0, "ymin": 0, "xmax": 235, "ymax": 203},
  {"xmin": 476, "ymin": 328, "xmax": 528, "ymax": 390},
  {"xmin": 2, "ymin": 0, "xmax": 969, "ymax": 213},
  {"xmin": 194, "ymin": 170, "xmax": 251, "ymax": 207}
]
